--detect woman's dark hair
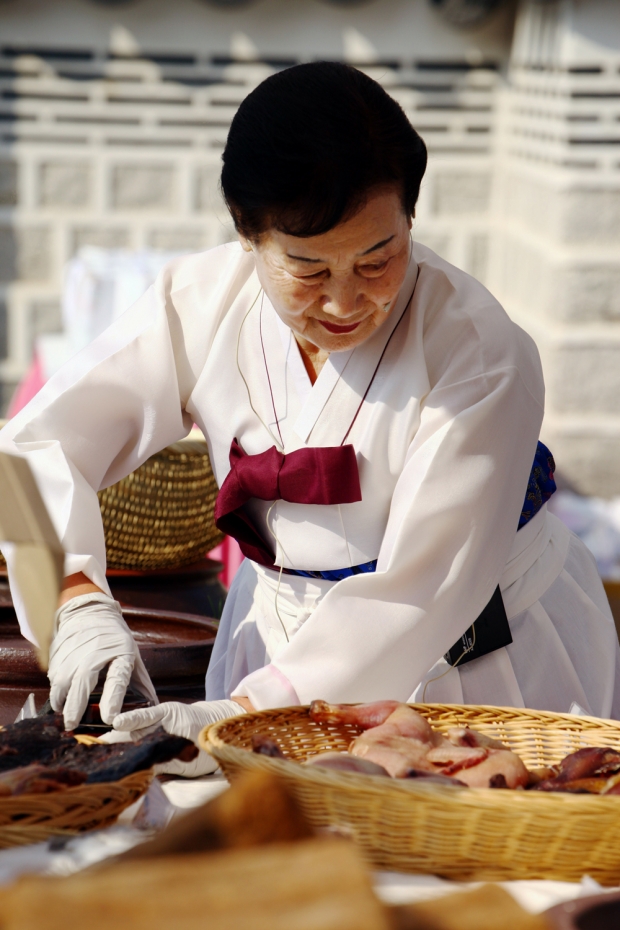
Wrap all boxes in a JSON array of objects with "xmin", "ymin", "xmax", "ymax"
[{"xmin": 221, "ymin": 61, "xmax": 427, "ymax": 240}]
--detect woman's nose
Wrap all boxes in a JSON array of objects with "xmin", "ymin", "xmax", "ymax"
[{"xmin": 321, "ymin": 278, "xmax": 363, "ymax": 319}]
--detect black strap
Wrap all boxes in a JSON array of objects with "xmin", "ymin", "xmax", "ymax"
[{"xmin": 444, "ymin": 586, "xmax": 512, "ymax": 667}]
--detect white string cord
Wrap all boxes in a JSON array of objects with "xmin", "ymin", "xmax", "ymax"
[
  {"xmin": 421, "ymin": 622, "xmax": 477, "ymax": 703},
  {"xmin": 235, "ymin": 288, "xmax": 284, "ymax": 451},
  {"xmin": 264, "ymin": 500, "xmax": 289, "ymax": 643}
]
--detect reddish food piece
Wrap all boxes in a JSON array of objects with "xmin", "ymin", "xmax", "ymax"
[
  {"xmin": 304, "ymin": 752, "xmax": 388, "ymax": 777},
  {"xmin": 350, "ymin": 735, "xmax": 436, "ymax": 778},
  {"xmin": 309, "ymin": 700, "xmax": 402, "ymax": 730},
  {"xmin": 311, "ymin": 700, "xmax": 529, "ymax": 788},
  {"xmin": 405, "ymin": 769, "xmax": 466, "ymax": 787},
  {"xmin": 446, "ymin": 727, "xmax": 508, "ymax": 751},
  {"xmin": 252, "ymin": 735, "xmax": 286, "ymax": 759},
  {"xmin": 455, "ymin": 750, "xmax": 529, "ymax": 789},
  {"xmin": 555, "ymin": 747, "xmax": 620, "ymax": 781}
]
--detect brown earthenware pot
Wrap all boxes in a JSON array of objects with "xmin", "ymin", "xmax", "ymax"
[{"xmin": 0, "ymin": 604, "xmax": 218, "ymax": 726}]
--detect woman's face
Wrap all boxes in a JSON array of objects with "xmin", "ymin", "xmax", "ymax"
[{"xmin": 240, "ymin": 186, "xmax": 412, "ymax": 354}]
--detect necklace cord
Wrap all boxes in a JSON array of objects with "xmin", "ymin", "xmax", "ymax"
[
  {"xmin": 259, "ymin": 293, "xmax": 284, "ymax": 450},
  {"xmin": 340, "ymin": 267, "xmax": 420, "ymax": 446},
  {"xmin": 236, "ymin": 288, "xmax": 283, "ymax": 450}
]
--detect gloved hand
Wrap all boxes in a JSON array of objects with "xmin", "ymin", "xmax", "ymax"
[
  {"xmin": 112, "ymin": 700, "xmax": 246, "ymax": 777},
  {"xmin": 48, "ymin": 592, "xmax": 158, "ymax": 732}
]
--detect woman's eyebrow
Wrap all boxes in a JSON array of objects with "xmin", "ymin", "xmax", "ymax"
[{"xmin": 286, "ymin": 234, "xmax": 396, "ymax": 264}]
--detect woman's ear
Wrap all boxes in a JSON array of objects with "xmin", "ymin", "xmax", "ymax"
[{"xmin": 238, "ymin": 233, "xmax": 253, "ymax": 253}]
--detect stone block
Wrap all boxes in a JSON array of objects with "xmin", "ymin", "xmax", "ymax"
[
  {"xmin": 71, "ymin": 227, "xmax": 129, "ymax": 253},
  {"xmin": 547, "ymin": 344, "xmax": 620, "ymax": 416},
  {"xmin": 433, "ymin": 172, "xmax": 491, "ymax": 215},
  {"xmin": 415, "ymin": 233, "xmax": 450, "ymax": 261},
  {"xmin": 0, "ymin": 299, "xmax": 7, "ymax": 360},
  {"xmin": 29, "ymin": 300, "xmax": 63, "ymax": 347},
  {"xmin": 562, "ymin": 188, "xmax": 620, "ymax": 245},
  {"xmin": 0, "ymin": 227, "xmax": 51, "ymax": 282},
  {"xmin": 39, "ymin": 161, "xmax": 90, "ymax": 208},
  {"xmin": 499, "ymin": 173, "xmax": 620, "ymax": 245},
  {"xmin": 469, "ymin": 233, "xmax": 488, "ymax": 284},
  {"xmin": 545, "ymin": 431, "xmax": 620, "ymax": 499},
  {"xmin": 148, "ymin": 228, "xmax": 205, "ymax": 252},
  {"xmin": 194, "ymin": 165, "xmax": 224, "ymax": 212},
  {"xmin": 111, "ymin": 164, "xmax": 174, "ymax": 210},
  {"xmin": 0, "ymin": 379, "xmax": 18, "ymax": 419},
  {"xmin": 555, "ymin": 264, "xmax": 620, "ymax": 323},
  {"xmin": 0, "ymin": 161, "xmax": 17, "ymax": 207}
]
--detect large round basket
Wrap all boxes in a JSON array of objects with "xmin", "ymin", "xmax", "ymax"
[
  {"xmin": 0, "ymin": 769, "xmax": 152, "ymax": 848},
  {"xmin": 98, "ymin": 434, "xmax": 224, "ymax": 571},
  {"xmin": 202, "ymin": 704, "xmax": 620, "ymax": 885}
]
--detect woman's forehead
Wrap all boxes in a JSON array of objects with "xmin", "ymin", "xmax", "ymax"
[{"xmin": 264, "ymin": 189, "xmax": 408, "ymax": 262}]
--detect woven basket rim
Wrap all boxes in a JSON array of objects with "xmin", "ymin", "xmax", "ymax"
[{"xmin": 202, "ymin": 703, "xmax": 620, "ymax": 809}]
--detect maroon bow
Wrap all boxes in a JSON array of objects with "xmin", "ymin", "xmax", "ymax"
[{"xmin": 215, "ymin": 439, "xmax": 362, "ymax": 567}]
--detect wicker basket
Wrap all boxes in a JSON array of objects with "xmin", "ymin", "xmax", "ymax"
[
  {"xmin": 0, "ymin": 434, "xmax": 223, "ymax": 573},
  {"xmin": 0, "ymin": 768, "xmax": 152, "ymax": 848},
  {"xmin": 98, "ymin": 435, "xmax": 224, "ymax": 571},
  {"xmin": 202, "ymin": 704, "xmax": 620, "ymax": 885}
]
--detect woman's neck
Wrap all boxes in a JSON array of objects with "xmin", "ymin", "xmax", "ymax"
[{"xmin": 295, "ymin": 336, "xmax": 330, "ymax": 385}]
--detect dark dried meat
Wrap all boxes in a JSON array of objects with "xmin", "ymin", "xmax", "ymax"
[
  {"xmin": 0, "ymin": 715, "xmax": 74, "ymax": 773},
  {"xmin": 0, "ymin": 715, "xmax": 195, "ymax": 789}
]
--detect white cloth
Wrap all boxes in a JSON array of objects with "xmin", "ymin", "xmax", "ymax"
[
  {"xmin": 207, "ymin": 507, "xmax": 620, "ymax": 716},
  {"xmin": 1, "ymin": 241, "xmax": 618, "ymax": 716}
]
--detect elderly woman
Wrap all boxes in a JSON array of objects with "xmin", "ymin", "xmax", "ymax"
[{"xmin": 1, "ymin": 63, "xmax": 618, "ymax": 775}]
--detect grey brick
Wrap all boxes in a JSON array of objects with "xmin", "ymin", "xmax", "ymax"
[
  {"xmin": 0, "ymin": 379, "xmax": 18, "ymax": 419},
  {"xmin": 0, "ymin": 161, "xmax": 18, "ymax": 207},
  {"xmin": 548, "ymin": 345, "xmax": 620, "ymax": 416},
  {"xmin": 148, "ymin": 228, "xmax": 205, "ymax": 252},
  {"xmin": 71, "ymin": 227, "xmax": 129, "ymax": 253},
  {"xmin": 433, "ymin": 172, "xmax": 490, "ymax": 215},
  {"xmin": 469, "ymin": 233, "xmax": 488, "ymax": 283},
  {"xmin": 195, "ymin": 164, "xmax": 224, "ymax": 212},
  {"xmin": 29, "ymin": 300, "xmax": 63, "ymax": 347},
  {"xmin": 0, "ymin": 298, "xmax": 7, "ymax": 360},
  {"xmin": 39, "ymin": 161, "xmax": 90, "ymax": 208},
  {"xmin": 556, "ymin": 264, "xmax": 620, "ymax": 322},
  {"xmin": 0, "ymin": 227, "xmax": 51, "ymax": 282},
  {"xmin": 111, "ymin": 164, "xmax": 174, "ymax": 210},
  {"xmin": 547, "ymin": 432, "xmax": 620, "ymax": 499},
  {"xmin": 562, "ymin": 188, "xmax": 620, "ymax": 245}
]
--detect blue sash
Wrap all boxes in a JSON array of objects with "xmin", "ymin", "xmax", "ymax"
[{"xmin": 284, "ymin": 441, "xmax": 556, "ymax": 581}]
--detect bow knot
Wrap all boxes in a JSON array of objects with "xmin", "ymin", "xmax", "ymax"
[{"xmin": 215, "ymin": 439, "xmax": 362, "ymax": 567}]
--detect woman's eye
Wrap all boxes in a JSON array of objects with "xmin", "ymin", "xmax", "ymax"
[
  {"xmin": 359, "ymin": 260, "xmax": 389, "ymax": 276},
  {"xmin": 295, "ymin": 270, "xmax": 326, "ymax": 280}
]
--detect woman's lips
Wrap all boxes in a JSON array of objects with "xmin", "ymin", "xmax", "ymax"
[{"xmin": 318, "ymin": 319, "xmax": 361, "ymax": 334}]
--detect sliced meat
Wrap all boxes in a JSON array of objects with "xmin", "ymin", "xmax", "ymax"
[
  {"xmin": 453, "ymin": 749, "xmax": 529, "ymax": 789},
  {"xmin": 446, "ymin": 726, "xmax": 508, "ymax": 751},
  {"xmin": 309, "ymin": 700, "xmax": 401, "ymax": 729},
  {"xmin": 304, "ymin": 752, "xmax": 388, "ymax": 776}
]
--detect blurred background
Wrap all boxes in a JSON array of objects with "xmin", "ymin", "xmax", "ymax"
[{"xmin": 0, "ymin": 0, "xmax": 619, "ymax": 584}]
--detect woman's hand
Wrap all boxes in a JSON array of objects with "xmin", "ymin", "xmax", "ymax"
[
  {"xmin": 112, "ymin": 700, "xmax": 247, "ymax": 777},
  {"xmin": 232, "ymin": 696, "xmax": 255, "ymax": 713},
  {"xmin": 49, "ymin": 592, "xmax": 158, "ymax": 731}
]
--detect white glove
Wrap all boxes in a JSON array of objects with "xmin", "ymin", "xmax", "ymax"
[
  {"xmin": 49, "ymin": 592, "xmax": 158, "ymax": 731},
  {"xmin": 112, "ymin": 700, "xmax": 245, "ymax": 777}
]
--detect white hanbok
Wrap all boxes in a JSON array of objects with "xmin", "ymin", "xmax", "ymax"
[{"xmin": 1, "ymin": 242, "xmax": 619, "ymax": 718}]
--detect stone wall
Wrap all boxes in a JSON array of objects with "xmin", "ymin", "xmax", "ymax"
[{"xmin": 488, "ymin": 0, "xmax": 620, "ymax": 496}]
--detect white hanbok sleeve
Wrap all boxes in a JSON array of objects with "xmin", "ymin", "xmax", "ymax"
[
  {"xmin": 234, "ymin": 333, "xmax": 545, "ymax": 708},
  {"xmin": 0, "ymin": 266, "xmax": 196, "ymax": 642}
]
